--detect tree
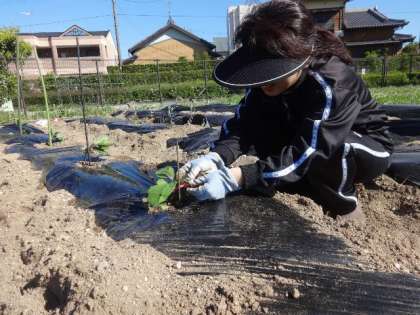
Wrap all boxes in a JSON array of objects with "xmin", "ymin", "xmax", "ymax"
[
  {"xmin": 401, "ymin": 42, "xmax": 419, "ymax": 55},
  {"xmin": 0, "ymin": 28, "xmax": 32, "ymax": 102},
  {"xmin": 177, "ymin": 56, "xmax": 188, "ymax": 63},
  {"xmin": 0, "ymin": 28, "xmax": 32, "ymax": 62},
  {"xmin": 193, "ymin": 51, "xmax": 211, "ymax": 61},
  {"xmin": 363, "ymin": 51, "xmax": 382, "ymax": 73}
]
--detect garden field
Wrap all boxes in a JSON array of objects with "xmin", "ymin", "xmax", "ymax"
[{"xmin": 0, "ymin": 102, "xmax": 419, "ymax": 314}]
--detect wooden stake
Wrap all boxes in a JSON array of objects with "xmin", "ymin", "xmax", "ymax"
[
  {"xmin": 15, "ymin": 40, "xmax": 23, "ymax": 135},
  {"xmin": 34, "ymin": 52, "xmax": 53, "ymax": 146},
  {"xmin": 76, "ymin": 36, "xmax": 91, "ymax": 163},
  {"xmin": 176, "ymin": 140, "xmax": 181, "ymax": 202}
]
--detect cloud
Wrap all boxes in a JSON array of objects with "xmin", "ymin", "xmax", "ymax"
[{"xmin": 20, "ymin": 11, "xmax": 32, "ymax": 16}]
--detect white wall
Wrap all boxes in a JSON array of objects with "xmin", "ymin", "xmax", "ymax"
[{"xmin": 227, "ymin": 5, "xmax": 255, "ymax": 53}]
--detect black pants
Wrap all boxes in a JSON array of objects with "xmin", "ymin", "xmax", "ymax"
[{"xmin": 280, "ymin": 132, "xmax": 391, "ymax": 216}]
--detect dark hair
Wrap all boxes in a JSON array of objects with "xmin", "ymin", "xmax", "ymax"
[{"xmin": 235, "ymin": 0, "xmax": 352, "ymax": 64}]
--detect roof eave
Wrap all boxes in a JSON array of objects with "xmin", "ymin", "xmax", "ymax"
[
  {"xmin": 128, "ymin": 23, "xmax": 215, "ymax": 54},
  {"xmin": 345, "ymin": 23, "xmax": 408, "ymax": 30},
  {"xmin": 345, "ymin": 40, "xmax": 405, "ymax": 46}
]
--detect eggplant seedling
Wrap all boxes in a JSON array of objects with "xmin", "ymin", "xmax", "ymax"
[
  {"xmin": 147, "ymin": 166, "xmax": 177, "ymax": 209},
  {"xmin": 147, "ymin": 166, "xmax": 194, "ymax": 210},
  {"xmin": 47, "ymin": 130, "xmax": 64, "ymax": 145},
  {"xmin": 90, "ymin": 136, "xmax": 111, "ymax": 155}
]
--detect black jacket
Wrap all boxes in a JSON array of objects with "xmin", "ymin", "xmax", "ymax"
[{"xmin": 212, "ymin": 56, "xmax": 393, "ymax": 189}]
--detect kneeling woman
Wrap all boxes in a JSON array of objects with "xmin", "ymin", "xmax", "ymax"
[{"xmin": 179, "ymin": 0, "xmax": 393, "ymax": 221}]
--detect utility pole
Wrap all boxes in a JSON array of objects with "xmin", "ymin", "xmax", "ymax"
[
  {"xmin": 167, "ymin": 0, "xmax": 173, "ymax": 24},
  {"xmin": 418, "ymin": 32, "xmax": 420, "ymax": 54},
  {"xmin": 112, "ymin": 0, "xmax": 123, "ymax": 70}
]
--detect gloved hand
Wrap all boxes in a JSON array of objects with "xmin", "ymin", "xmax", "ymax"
[
  {"xmin": 186, "ymin": 165, "xmax": 240, "ymax": 201},
  {"xmin": 178, "ymin": 152, "xmax": 224, "ymax": 185}
]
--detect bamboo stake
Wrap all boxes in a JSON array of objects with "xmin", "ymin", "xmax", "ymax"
[
  {"xmin": 76, "ymin": 36, "xmax": 91, "ymax": 163},
  {"xmin": 15, "ymin": 40, "xmax": 23, "ymax": 135},
  {"xmin": 34, "ymin": 51, "xmax": 53, "ymax": 146},
  {"xmin": 176, "ymin": 140, "xmax": 181, "ymax": 202}
]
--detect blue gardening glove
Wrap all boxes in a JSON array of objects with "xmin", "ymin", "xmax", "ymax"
[
  {"xmin": 187, "ymin": 165, "xmax": 240, "ymax": 201},
  {"xmin": 178, "ymin": 152, "xmax": 225, "ymax": 185}
]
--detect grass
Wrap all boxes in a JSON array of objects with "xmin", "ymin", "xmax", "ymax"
[
  {"xmin": 370, "ymin": 85, "xmax": 420, "ymax": 105},
  {"xmin": 219, "ymin": 86, "xmax": 420, "ymax": 106}
]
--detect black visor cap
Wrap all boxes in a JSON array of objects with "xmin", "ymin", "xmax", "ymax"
[{"xmin": 213, "ymin": 45, "xmax": 311, "ymax": 88}]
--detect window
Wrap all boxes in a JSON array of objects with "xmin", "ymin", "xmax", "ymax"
[
  {"xmin": 57, "ymin": 46, "xmax": 100, "ymax": 58},
  {"xmin": 62, "ymin": 26, "xmax": 90, "ymax": 37},
  {"xmin": 81, "ymin": 46, "xmax": 100, "ymax": 57},
  {"xmin": 57, "ymin": 47, "xmax": 77, "ymax": 58},
  {"xmin": 312, "ymin": 11, "xmax": 338, "ymax": 31},
  {"xmin": 37, "ymin": 47, "xmax": 53, "ymax": 59}
]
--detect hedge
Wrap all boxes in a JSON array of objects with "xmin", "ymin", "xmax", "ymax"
[
  {"xmin": 107, "ymin": 60, "xmax": 218, "ymax": 74},
  {"xmin": 23, "ymin": 80, "xmax": 240, "ymax": 106},
  {"xmin": 40, "ymin": 69, "xmax": 214, "ymax": 89},
  {"xmin": 0, "ymin": 69, "xmax": 16, "ymax": 101},
  {"xmin": 19, "ymin": 67, "xmax": 420, "ymax": 107},
  {"xmin": 362, "ymin": 71, "xmax": 417, "ymax": 87}
]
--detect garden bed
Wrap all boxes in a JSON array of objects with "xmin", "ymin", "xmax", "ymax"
[{"xmin": 0, "ymin": 106, "xmax": 419, "ymax": 314}]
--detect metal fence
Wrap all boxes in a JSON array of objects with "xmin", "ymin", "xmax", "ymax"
[
  {"xmin": 353, "ymin": 54, "xmax": 420, "ymax": 77},
  {"xmin": 1, "ymin": 54, "xmax": 420, "ymax": 117},
  {"xmin": 4, "ymin": 57, "xmax": 229, "ymax": 111}
]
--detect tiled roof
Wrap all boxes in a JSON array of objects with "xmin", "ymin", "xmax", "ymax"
[
  {"xmin": 344, "ymin": 8, "xmax": 408, "ymax": 29},
  {"xmin": 128, "ymin": 21, "xmax": 215, "ymax": 54},
  {"xmin": 345, "ymin": 34, "xmax": 415, "ymax": 47},
  {"xmin": 393, "ymin": 33, "xmax": 416, "ymax": 42}
]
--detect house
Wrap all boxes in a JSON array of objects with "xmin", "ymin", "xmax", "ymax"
[
  {"xmin": 342, "ymin": 8, "xmax": 414, "ymax": 58},
  {"xmin": 227, "ymin": 1, "xmax": 414, "ymax": 58},
  {"xmin": 126, "ymin": 20, "xmax": 218, "ymax": 65},
  {"xmin": 18, "ymin": 25, "xmax": 118, "ymax": 77},
  {"xmin": 304, "ymin": 0, "xmax": 347, "ymax": 35}
]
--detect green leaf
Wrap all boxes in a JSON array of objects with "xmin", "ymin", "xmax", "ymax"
[
  {"xmin": 147, "ymin": 181, "xmax": 177, "ymax": 208},
  {"xmin": 92, "ymin": 136, "xmax": 111, "ymax": 154},
  {"xmin": 52, "ymin": 131, "xmax": 64, "ymax": 143},
  {"xmin": 156, "ymin": 179, "xmax": 167, "ymax": 186},
  {"xmin": 95, "ymin": 136, "xmax": 110, "ymax": 148},
  {"xmin": 155, "ymin": 166, "xmax": 175, "ymax": 182}
]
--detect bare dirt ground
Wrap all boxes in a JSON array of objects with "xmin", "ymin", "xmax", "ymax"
[{"xmin": 0, "ymin": 119, "xmax": 419, "ymax": 314}]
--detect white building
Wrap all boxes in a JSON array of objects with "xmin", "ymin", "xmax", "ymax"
[
  {"xmin": 17, "ymin": 25, "xmax": 118, "ymax": 77},
  {"xmin": 227, "ymin": 5, "xmax": 255, "ymax": 53}
]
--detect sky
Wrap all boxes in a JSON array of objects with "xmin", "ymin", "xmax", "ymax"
[{"xmin": 1, "ymin": 0, "xmax": 419, "ymax": 59}]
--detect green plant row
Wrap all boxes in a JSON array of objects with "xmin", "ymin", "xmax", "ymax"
[
  {"xmin": 108, "ymin": 60, "xmax": 218, "ymax": 74},
  {"xmin": 38, "ymin": 68, "xmax": 214, "ymax": 89},
  {"xmin": 16, "ymin": 72, "xmax": 420, "ymax": 107},
  {"xmin": 23, "ymin": 80, "xmax": 240, "ymax": 106},
  {"xmin": 0, "ymin": 68, "xmax": 16, "ymax": 101}
]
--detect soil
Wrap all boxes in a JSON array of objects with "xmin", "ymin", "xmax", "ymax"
[{"xmin": 0, "ymin": 119, "xmax": 419, "ymax": 314}]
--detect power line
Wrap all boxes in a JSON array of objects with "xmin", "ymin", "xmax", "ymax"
[
  {"xmin": 119, "ymin": 13, "xmax": 225, "ymax": 18},
  {"xmin": 14, "ymin": 12, "xmax": 224, "ymax": 29},
  {"xmin": 121, "ymin": 0, "xmax": 163, "ymax": 3},
  {"xmin": 386, "ymin": 11, "xmax": 420, "ymax": 14},
  {"xmin": 18, "ymin": 15, "xmax": 113, "ymax": 28}
]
